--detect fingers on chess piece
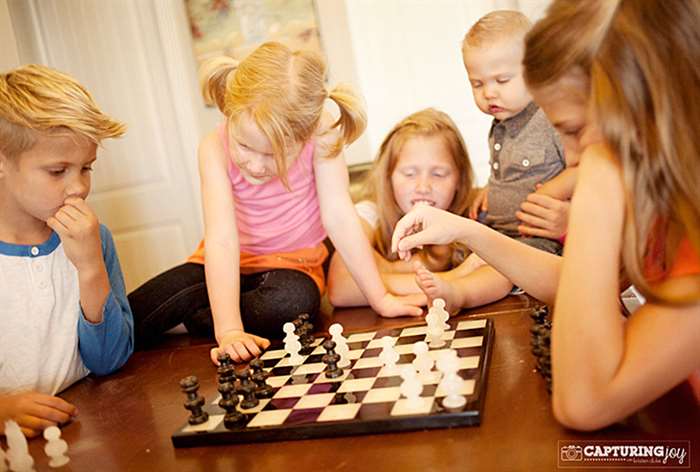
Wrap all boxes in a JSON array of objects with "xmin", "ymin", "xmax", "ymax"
[
  {"xmin": 179, "ymin": 376, "xmax": 209, "ymax": 425},
  {"xmin": 250, "ymin": 358, "xmax": 274, "ymax": 398},
  {"xmin": 322, "ymin": 339, "xmax": 344, "ymax": 378},
  {"xmin": 43, "ymin": 426, "xmax": 69, "ymax": 468}
]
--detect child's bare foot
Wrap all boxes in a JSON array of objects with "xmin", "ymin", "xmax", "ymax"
[{"xmin": 413, "ymin": 261, "xmax": 460, "ymax": 314}]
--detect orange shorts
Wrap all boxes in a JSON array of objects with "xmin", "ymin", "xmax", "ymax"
[{"xmin": 187, "ymin": 240, "xmax": 328, "ymax": 293}]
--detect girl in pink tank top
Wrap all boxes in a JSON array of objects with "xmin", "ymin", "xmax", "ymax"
[{"xmin": 128, "ymin": 42, "xmax": 423, "ymax": 361}]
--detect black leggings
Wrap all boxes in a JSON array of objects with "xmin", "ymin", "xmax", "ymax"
[{"xmin": 127, "ymin": 263, "xmax": 320, "ymax": 349}]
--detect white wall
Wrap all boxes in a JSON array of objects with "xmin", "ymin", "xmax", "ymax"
[
  {"xmin": 318, "ymin": 0, "xmax": 549, "ymax": 184},
  {"xmin": 0, "ymin": 0, "xmax": 20, "ymax": 70}
]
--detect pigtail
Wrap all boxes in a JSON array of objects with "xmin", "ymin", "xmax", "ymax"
[
  {"xmin": 198, "ymin": 56, "xmax": 238, "ymax": 113},
  {"xmin": 326, "ymin": 84, "xmax": 367, "ymax": 157}
]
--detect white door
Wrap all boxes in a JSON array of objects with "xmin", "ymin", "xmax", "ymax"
[{"xmin": 7, "ymin": 0, "xmax": 205, "ymax": 291}]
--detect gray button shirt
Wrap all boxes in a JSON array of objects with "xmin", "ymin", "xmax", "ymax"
[{"xmin": 485, "ymin": 101, "xmax": 565, "ymax": 238}]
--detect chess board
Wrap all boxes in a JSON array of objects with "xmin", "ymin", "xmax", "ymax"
[{"xmin": 172, "ymin": 317, "xmax": 494, "ymax": 447}]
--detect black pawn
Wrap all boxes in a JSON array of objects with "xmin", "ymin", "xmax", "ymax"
[
  {"xmin": 217, "ymin": 352, "xmax": 236, "ymax": 386},
  {"xmin": 236, "ymin": 368, "xmax": 259, "ymax": 409},
  {"xmin": 299, "ymin": 313, "xmax": 315, "ymax": 347},
  {"xmin": 218, "ymin": 381, "xmax": 246, "ymax": 429},
  {"xmin": 180, "ymin": 376, "xmax": 208, "ymax": 425},
  {"xmin": 250, "ymin": 358, "xmax": 274, "ymax": 398},
  {"xmin": 322, "ymin": 339, "xmax": 343, "ymax": 378}
]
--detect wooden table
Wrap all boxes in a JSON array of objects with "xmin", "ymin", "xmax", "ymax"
[{"xmin": 22, "ymin": 296, "xmax": 700, "ymax": 471}]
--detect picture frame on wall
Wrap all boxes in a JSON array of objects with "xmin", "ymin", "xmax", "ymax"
[{"xmin": 184, "ymin": 0, "xmax": 324, "ymax": 68}]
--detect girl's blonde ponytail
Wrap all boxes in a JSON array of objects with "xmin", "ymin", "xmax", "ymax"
[
  {"xmin": 198, "ymin": 56, "xmax": 238, "ymax": 113},
  {"xmin": 326, "ymin": 84, "xmax": 367, "ymax": 157}
]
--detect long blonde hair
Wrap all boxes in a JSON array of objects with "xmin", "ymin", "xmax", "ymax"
[
  {"xmin": 525, "ymin": 0, "xmax": 700, "ymax": 304},
  {"xmin": 199, "ymin": 42, "xmax": 367, "ymax": 184},
  {"xmin": 366, "ymin": 108, "xmax": 475, "ymax": 260},
  {"xmin": 0, "ymin": 64, "xmax": 125, "ymax": 158}
]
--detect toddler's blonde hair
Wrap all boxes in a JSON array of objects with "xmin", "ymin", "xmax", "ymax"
[
  {"xmin": 199, "ymin": 42, "xmax": 366, "ymax": 184},
  {"xmin": 462, "ymin": 10, "xmax": 532, "ymax": 51},
  {"xmin": 0, "ymin": 64, "xmax": 125, "ymax": 159}
]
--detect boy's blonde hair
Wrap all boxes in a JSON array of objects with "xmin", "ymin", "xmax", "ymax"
[
  {"xmin": 0, "ymin": 64, "xmax": 125, "ymax": 159},
  {"xmin": 525, "ymin": 0, "xmax": 700, "ymax": 304},
  {"xmin": 365, "ymin": 108, "xmax": 475, "ymax": 262},
  {"xmin": 199, "ymin": 42, "xmax": 367, "ymax": 184},
  {"xmin": 462, "ymin": 10, "xmax": 532, "ymax": 50}
]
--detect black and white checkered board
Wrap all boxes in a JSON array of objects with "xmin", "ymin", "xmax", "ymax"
[{"xmin": 172, "ymin": 317, "xmax": 494, "ymax": 447}]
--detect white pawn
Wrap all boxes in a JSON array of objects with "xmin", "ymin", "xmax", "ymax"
[
  {"xmin": 328, "ymin": 323, "xmax": 350, "ymax": 368},
  {"xmin": 399, "ymin": 365, "xmax": 423, "ymax": 407},
  {"xmin": 4, "ymin": 420, "xmax": 34, "ymax": 472},
  {"xmin": 43, "ymin": 426, "xmax": 69, "ymax": 468},
  {"xmin": 436, "ymin": 352, "xmax": 466, "ymax": 409},
  {"xmin": 412, "ymin": 341, "xmax": 434, "ymax": 379},
  {"xmin": 426, "ymin": 323, "xmax": 446, "ymax": 348},
  {"xmin": 282, "ymin": 322, "xmax": 303, "ymax": 365},
  {"xmin": 379, "ymin": 336, "xmax": 399, "ymax": 374},
  {"xmin": 433, "ymin": 298, "xmax": 450, "ymax": 330}
]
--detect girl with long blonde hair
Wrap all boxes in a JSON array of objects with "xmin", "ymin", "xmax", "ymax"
[
  {"xmin": 130, "ymin": 42, "xmax": 422, "ymax": 363},
  {"xmin": 391, "ymin": 0, "xmax": 700, "ymax": 429}
]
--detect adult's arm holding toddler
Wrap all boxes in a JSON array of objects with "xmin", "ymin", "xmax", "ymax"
[
  {"xmin": 198, "ymin": 132, "xmax": 269, "ymax": 363},
  {"xmin": 468, "ymin": 186, "xmax": 488, "ymax": 220},
  {"xmin": 0, "ymin": 392, "xmax": 77, "ymax": 438},
  {"xmin": 516, "ymin": 167, "xmax": 578, "ymax": 240},
  {"xmin": 550, "ymin": 146, "xmax": 700, "ymax": 430}
]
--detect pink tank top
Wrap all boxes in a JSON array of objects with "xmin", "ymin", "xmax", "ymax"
[{"xmin": 220, "ymin": 124, "xmax": 327, "ymax": 254}]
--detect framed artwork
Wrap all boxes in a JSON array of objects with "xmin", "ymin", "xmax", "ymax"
[{"xmin": 185, "ymin": 0, "xmax": 323, "ymax": 65}]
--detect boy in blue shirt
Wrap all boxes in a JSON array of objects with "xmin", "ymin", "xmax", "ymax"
[{"xmin": 0, "ymin": 64, "xmax": 133, "ymax": 437}]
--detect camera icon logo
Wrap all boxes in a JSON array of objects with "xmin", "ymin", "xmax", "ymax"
[{"xmin": 560, "ymin": 445, "xmax": 583, "ymax": 462}]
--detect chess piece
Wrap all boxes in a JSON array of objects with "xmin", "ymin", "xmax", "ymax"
[
  {"xmin": 218, "ymin": 381, "xmax": 246, "ymax": 429},
  {"xmin": 179, "ymin": 376, "xmax": 208, "ymax": 425},
  {"xmin": 43, "ymin": 426, "xmax": 69, "ymax": 468},
  {"xmin": 4, "ymin": 420, "xmax": 34, "ymax": 472},
  {"xmin": 250, "ymin": 358, "xmax": 274, "ymax": 398},
  {"xmin": 236, "ymin": 368, "xmax": 259, "ymax": 409},
  {"xmin": 283, "ymin": 322, "xmax": 304, "ymax": 365},
  {"xmin": 399, "ymin": 365, "xmax": 423, "ymax": 407},
  {"xmin": 426, "ymin": 323, "xmax": 446, "ymax": 348},
  {"xmin": 530, "ymin": 305, "xmax": 552, "ymax": 393},
  {"xmin": 433, "ymin": 298, "xmax": 450, "ymax": 330},
  {"xmin": 217, "ymin": 352, "xmax": 236, "ymax": 387},
  {"xmin": 322, "ymin": 339, "xmax": 344, "ymax": 378},
  {"xmin": 412, "ymin": 341, "xmax": 434, "ymax": 379},
  {"xmin": 379, "ymin": 336, "xmax": 399, "ymax": 374},
  {"xmin": 292, "ymin": 317, "xmax": 305, "ymax": 340},
  {"xmin": 328, "ymin": 323, "xmax": 351, "ymax": 368},
  {"xmin": 436, "ymin": 352, "xmax": 466, "ymax": 409},
  {"xmin": 299, "ymin": 313, "xmax": 315, "ymax": 349}
]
